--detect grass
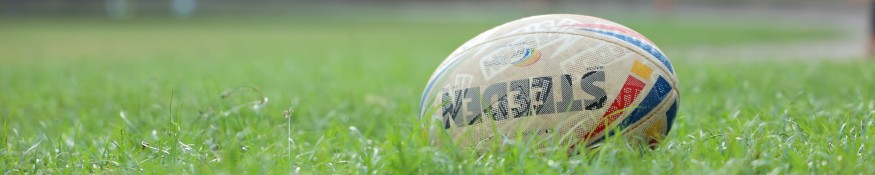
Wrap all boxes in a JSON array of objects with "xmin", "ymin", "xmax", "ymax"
[{"xmin": 0, "ymin": 10, "xmax": 872, "ymax": 174}]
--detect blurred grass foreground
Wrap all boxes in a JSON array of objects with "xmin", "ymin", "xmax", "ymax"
[{"xmin": 1, "ymin": 0, "xmax": 874, "ymax": 174}]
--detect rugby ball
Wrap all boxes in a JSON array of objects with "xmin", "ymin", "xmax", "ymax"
[{"xmin": 419, "ymin": 14, "xmax": 680, "ymax": 150}]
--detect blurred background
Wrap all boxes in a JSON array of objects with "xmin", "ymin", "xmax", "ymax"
[{"xmin": 1, "ymin": 0, "xmax": 869, "ymax": 61}]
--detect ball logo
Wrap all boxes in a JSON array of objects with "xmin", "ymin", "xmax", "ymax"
[
  {"xmin": 439, "ymin": 70, "xmax": 607, "ymax": 129},
  {"xmin": 511, "ymin": 48, "xmax": 542, "ymax": 67}
]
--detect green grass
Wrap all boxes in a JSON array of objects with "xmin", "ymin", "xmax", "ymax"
[{"xmin": 0, "ymin": 12, "xmax": 872, "ymax": 174}]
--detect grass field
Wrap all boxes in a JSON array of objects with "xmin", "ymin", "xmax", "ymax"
[{"xmin": 1, "ymin": 10, "xmax": 873, "ymax": 174}]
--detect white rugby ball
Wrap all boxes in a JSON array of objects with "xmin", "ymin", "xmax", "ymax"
[{"xmin": 420, "ymin": 14, "xmax": 680, "ymax": 150}]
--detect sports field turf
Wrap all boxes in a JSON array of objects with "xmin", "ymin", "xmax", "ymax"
[{"xmin": 1, "ymin": 11, "xmax": 873, "ymax": 174}]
